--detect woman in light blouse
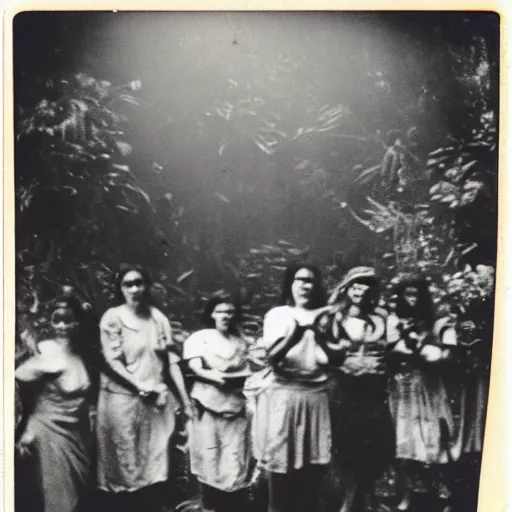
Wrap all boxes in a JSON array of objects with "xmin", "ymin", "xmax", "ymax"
[
  {"xmin": 96, "ymin": 264, "xmax": 192, "ymax": 512},
  {"xmin": 252, "ymin": 263, "xmax": 344, "ymax": 512},
  {"xmin": 184, "ymin": 290, "xmax": 252, "ymax": 512}
]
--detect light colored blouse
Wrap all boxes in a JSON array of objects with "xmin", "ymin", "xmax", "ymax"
[
  {"xmin": 184, "ymin": 329, "xmax": 249, "ymax": 415},
  {"xmin": 99, "ymin": 305, "xmax": 179, "ymax": 394},
  {"xmin": 262, "ymin": 305, "xmax": 329, "ymax": 383}
]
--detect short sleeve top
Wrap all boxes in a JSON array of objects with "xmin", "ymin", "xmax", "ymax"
[
  {"xmin": 183, "ymin": 329, "xmax": 249, "ymax": 415},
  {"xmin": 99, "ymin": 305, "xmax": 179, "ymax": 393}
]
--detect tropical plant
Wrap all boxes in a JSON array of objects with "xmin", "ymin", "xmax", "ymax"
[{"xmin": 15, "ymin": 73, "xmax": 157, "ymax": 334}]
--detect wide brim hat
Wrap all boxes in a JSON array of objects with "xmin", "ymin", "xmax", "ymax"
[{"xmin": 328, "ymin": 266, "xmax": 379, "ymax": 305}]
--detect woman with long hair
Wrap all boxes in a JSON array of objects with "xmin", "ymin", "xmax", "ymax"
[
  {"xmin": 251, "ymin": 263, "xmax": 344, "ymax": 512},
  {"xmin": 95, "ymin": 263, "xmax": 192, "ymax": 511},
  {"xmin": 326, "ymin": 266, "xmax": 395, "ymax": 512},
  {"xmin": 387, "ymin": 273, "xmax": 457, "ymax": 512},
  {"xmin": 183, "ymin": 290, "xmax": 252, "ymax": 512},
  {"xmin": 15, "ymin": 292, "xmax": 95, "ymax": 512}
]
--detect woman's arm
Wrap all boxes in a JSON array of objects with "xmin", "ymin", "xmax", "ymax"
[
  {"xmin": 15, "ymin": 343, "xmax": 64, "ymax": 455},
  {"xmin": 168, "ymin": 360, "xmax": 193, "ymax": 417},
  {"xmin": 99, "ymin": 311, "xmax": 149, "ymax": 394},
  {"xmin": 15, "ymin": 342, "xmax": 64, "ymax": 382},
  {"xmin": 188, "ymin": 357, "xmax": 227, "ymax": 386}
]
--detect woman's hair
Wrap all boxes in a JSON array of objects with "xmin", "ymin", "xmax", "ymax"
[
  {"xmin": 393, "ymin": 273, "xmax": 436, "ymax": 328},
  {"xmin": 200, "ymin": 289, "xmax": 243, "ymax": 331},
  {"xmin": 48, "ymin": 293, "xmax": 90, "ymax": 353},
  {"xmin": 114, "ymin": 263, "xmax": 153, "ymax": 307},
  {"xmin": 337, "ymin": 278, "xmax": 380, "ymax": 318},
  {"xmin": 327, "ymin": 267, "xmax": 382, "ymax": 335},
  {"xmin": 280, "ymin": 263, "xmax": 327, "ymax": 309}
]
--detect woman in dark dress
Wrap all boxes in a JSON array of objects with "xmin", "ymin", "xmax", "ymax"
[
  {"xmin": 15, "ymin": 293, "xmax": 95, "ymax": 512},
  {"xmin": 326, "ymin": 266, "xmax": 395, "ymax": 512}
]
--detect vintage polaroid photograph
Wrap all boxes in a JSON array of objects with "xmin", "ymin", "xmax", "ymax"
[{"xmin": 9, "ymin": 9, "xmax": 501, "ymax": 512}]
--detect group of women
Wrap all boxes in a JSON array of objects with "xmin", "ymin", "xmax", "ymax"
[{"xmin": 14, "ymin": 262, "xmax": 488, "ymax": 512}]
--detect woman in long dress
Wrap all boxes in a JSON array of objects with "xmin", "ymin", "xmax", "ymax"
[
  {"xmin": 251, "ymin": 263, "xmax": 344, "ymax": 512},
  {"xmin": 326, "ymin": 266, "xmax": 395, "ymax": 512},
  {"xmin": 96, "ymin": 264, "xmax": 192, "ymax": 511},
  {"xmin": 387, "ymin": 273, "xmax": 457, "ymax": 512},
  {"xmin": 15, "ymin": 293, "xmax": 94, "ymax": 512},
  {"xmin": 183, "ymin": 290, "xmax": 252, "ymax": 512}
]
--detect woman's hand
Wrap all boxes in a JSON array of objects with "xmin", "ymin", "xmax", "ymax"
[
  {"xmin": 16, "ymin": 427, "xmax": 35, "ymax": 457},
  {"xmin": 138, "ymin": 382, "xmax": 157, "ymax": 399},
  {"xmin": 296, "ymin": 305, "xmax": 336, "ymax": 329}
]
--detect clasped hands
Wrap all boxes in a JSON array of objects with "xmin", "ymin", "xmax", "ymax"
[{"xmin": 138, "ymin": 382, "xmax": 193, "ymax": 418}]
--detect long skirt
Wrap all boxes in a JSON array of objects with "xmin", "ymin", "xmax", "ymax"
[
  {"xmin": 388, "ymin": 369, "xmax": 454, "ymax": 464},
  {"xmin": 17, "ymin": 412, "xmax": 91, "ymax": 512},
  {"xmin": 96, "ymin": 389, "xmax": 176, "ymax": 492},
  {"xmin": 252, "ymin": 380, "xmax": 332, "ymax": 474},
  {"xmin": 189, "ymin": 405, "xmax": 251, "ymax": 492},
  {"xmin": 330, "ymin": 373, "xmax": 395, "ymax": 482}
]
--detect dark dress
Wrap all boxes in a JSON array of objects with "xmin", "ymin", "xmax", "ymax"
[
  {"xmin": 15, "ymin": 342, "xmax": 92, "ymax": 512},
  {"xmin": 330, "ymin": 314, "xmax": 395, "ymax": 506}
]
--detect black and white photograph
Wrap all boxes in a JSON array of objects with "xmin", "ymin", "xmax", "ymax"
[{"xmin": 12, "ymin": 10, "xmax": 500, "ymax": 512}]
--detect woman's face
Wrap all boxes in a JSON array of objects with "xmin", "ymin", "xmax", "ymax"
[
  {"xmin": 120, "ymin": 270, "xmax": 146, "ymax": 307},
  {"xmin": 291, "ymin": 268, "xmax": 316, "ymax": 308},
  {"xmin": 347, "ymin": 281, "xmax": 371, "ymax": 306},
  {"xmin": 211, "ymin": 302, "xmax": 237, "ymax": 333},
  {"xmin": 51, "ymin": 307, "xmax": 78, "ymax": 338},
  {"xmin": 403, "ymin": 286, "xmax": 419, "ymax": 308}
]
